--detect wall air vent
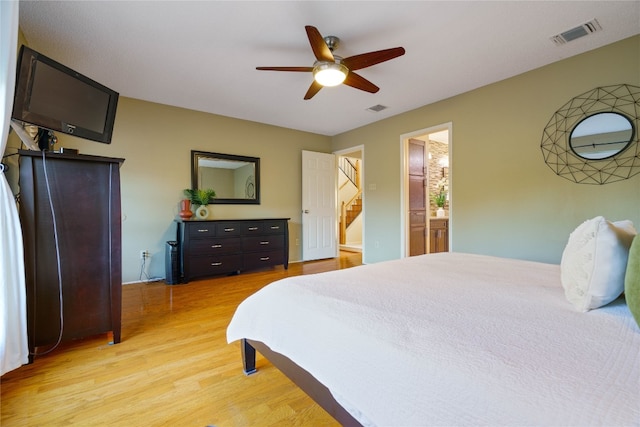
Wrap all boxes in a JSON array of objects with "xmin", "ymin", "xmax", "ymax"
[
  {"xmin": 551, "ymin": 19, "xmax": 602, "ymax": 45},
  {"xmin": 366, "ymin": 104, "xmax": 388, "ymax": 113}
]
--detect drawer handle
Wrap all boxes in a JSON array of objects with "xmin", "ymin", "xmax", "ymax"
[
  {"xmin": 259, "ymin": 241, "xmax": 269, "ymax": 245},
  {"xmin": 211, "ymin": 244, "xmax": 222, "ymax": 248},
  {"xmin": 270, "ymin": 226, "xmax": 280, "ymax": 230},
  {"xmin": 197, "ymin": 229, "xmax": 209, "ymax": 233},
  {"xmin": 211, "ymin": 262, "xmax": 222, "ymax": 266},
  {"xmin": 224, "ymin": 228, "xmax": 235, "ymax": 232},
  {"xmin": 260, "ymin": 257, "xmax": 270, "ymax": 261},
  {"xmin": 248, "ymin": 227, "xmax": 259, "ymax": 231}
]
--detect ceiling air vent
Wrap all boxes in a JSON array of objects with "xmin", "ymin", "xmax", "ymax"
[
  {"xmin": 551, "ymin": 19, "xmax": 602, "ymax": 45},
  {"xmin": 366, "ymin": 104, "xmax": 388, "ymax": 113}
]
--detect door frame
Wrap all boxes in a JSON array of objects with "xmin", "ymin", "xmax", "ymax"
[
  {"xmin": 334, "ymin": 145, "xmax": 365, "ymax": 259},
  {"xmin": 399, "ymin": 122, "xmax": 452, "ymax": 258}
]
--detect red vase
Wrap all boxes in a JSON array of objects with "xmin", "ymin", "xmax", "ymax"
[{"xmin": 179, "ymin": 199, "xmax": 193, "ymax": 219}]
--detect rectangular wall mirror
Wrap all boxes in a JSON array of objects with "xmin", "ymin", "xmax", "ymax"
[{"xmin": 191, "ymin": 150, "xmax": 260, "ymax": 204}]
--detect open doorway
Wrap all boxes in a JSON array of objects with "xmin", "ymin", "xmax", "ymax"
[
  {"xmin": 400, "ymin": 124, "xmax": 451, "ymax": 258},
  {"xmin": 335, "ymin": 146, "xmax": 364, "ymax": 255}
]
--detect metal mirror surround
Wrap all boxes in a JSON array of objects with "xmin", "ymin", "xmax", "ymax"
[
  {"xmin": 541, "ymin": 84, "xmax": 640, "ymax": 185},
  {"xmin": 191, "ymin": 150, "xmax": 260, "ymax": 204}
]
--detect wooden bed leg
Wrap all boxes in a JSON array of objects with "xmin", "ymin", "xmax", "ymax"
[{"xmin": 241, "ymin": 339, "xmax": 257, "ymax": 375}]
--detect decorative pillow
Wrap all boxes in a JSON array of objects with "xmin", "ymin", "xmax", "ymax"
[
  {"xmin": 625, "ymin": 235, "xmax": 640, "ymax": 327},
  {"xmin": 560, "ymin": 216, "xmax": 636, "ymax": 312}
]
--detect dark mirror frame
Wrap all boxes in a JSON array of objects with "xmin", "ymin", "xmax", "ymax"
[{"xmin": 191, "ymin": 150, "xmax": 260, "ymax": 204}]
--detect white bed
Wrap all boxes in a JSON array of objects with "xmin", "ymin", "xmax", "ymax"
[{"xmin": 227, "ymin": 252, "xmax": 640, "ymax": 426}]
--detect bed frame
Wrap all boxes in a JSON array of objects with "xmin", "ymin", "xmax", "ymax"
[{"xmin": 241, "ymin": 338, "xmax": 362, "ymax": 426}]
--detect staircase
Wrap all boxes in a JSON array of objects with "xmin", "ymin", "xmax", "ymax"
[
  {"xmin": 338, "ymin": 157, "xmax": 362, "ymax": 245},
  {"xmin": 344, "ymin": 194, "xmax": 362, "ymax": 228}
]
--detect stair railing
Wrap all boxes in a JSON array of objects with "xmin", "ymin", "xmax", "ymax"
[{"xmin": 339, "ymin": 157, "xmax": 359, "ymax": 188}]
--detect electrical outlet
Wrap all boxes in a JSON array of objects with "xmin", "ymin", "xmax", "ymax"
[{"xmin": 140, "ymin": 250, "xmax": 148, "ymax": 260}]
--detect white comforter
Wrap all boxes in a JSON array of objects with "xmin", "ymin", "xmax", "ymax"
[{"xmin": 227, "ymin": 253, "xmax": 640, "ymax": 426}]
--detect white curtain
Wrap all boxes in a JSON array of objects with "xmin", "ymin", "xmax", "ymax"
[{"xmin": 0, "ymin": 0, "xmax": 28, "ymax": 375}]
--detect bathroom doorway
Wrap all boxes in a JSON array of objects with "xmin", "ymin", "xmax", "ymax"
[{"xmin": 400, "ymin": 123, "xmax": 451, "ymax": 257}]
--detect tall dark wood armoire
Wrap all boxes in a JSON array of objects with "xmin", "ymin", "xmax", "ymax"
[{"xmin": 18, "ymin": 150, "xmax": 124, "ymax": 357}]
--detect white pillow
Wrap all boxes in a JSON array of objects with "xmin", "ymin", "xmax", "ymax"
[{"xmin": 560, "ymin": 216, "xmax": 636, "ymax": 312}]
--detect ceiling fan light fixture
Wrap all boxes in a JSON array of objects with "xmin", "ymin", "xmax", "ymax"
[
  {"xmin": 313, "ymin": 62, "xmax": 348, "ymax": 87},
  {"xmin": 256, "ymin": 26, "xmax": 405, "ymax": 99}
]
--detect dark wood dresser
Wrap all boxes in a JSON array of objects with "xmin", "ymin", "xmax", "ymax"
[
  {"xmin": 19, "ymin": 150, "xmax": 124, "ymax": 357},
  {"xmin": 177, "ymin": 218, "xmax": 289, "ymax": 282}
]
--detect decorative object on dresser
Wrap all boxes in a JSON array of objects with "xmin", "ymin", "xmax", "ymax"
[
  {"xmin": 176, "ymin": 218, "xmax": 289, "ymax": 283},
  {"xmin": 18, "ymin": 150, "xmax": 124, "ymax": 360},
  {"xmin": 184, "ymin": 188, "xmax": 216, "ymax": 220},
  {"xmin": 178, "ymin": 199, "xmax": 193, "ymax": 220}
]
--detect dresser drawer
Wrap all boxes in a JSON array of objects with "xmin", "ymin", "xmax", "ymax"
[
  {"xmin": 243, "ymin": 250, "xmax": 284, "ymax": 271},
  {"xmin": 241, "ymin": 222, "xmax": 265, "ymax": 234},
  {"xmin": 190, "ymin": 237, "xmax": 241, "ymax": 254},
  {"xmin": 242, "ymin": 235, "xmax": 284, "ymax": 252},
  {"xmin": 216, "ymin": 222, "xmax": 243, "ymax": 236},
  {"xmin": 188, "ymin": 224, "xmax": 217, "ymax": 238},
  {"xmin": 263, "ymin": 220, "xmax": 286, "ymax": 234},
  {"xmin": 189, "ymin": 254, "xmax": 242, "ymax": 277}
]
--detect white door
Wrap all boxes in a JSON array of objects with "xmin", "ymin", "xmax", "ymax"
[{"xmin": 302, "ymin": 150, "xmax": 337, "ymax": 261}]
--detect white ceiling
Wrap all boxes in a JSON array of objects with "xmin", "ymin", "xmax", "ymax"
[{"xmin": 17, "ymin": 1, "xmax": 640, "ymax": 137}]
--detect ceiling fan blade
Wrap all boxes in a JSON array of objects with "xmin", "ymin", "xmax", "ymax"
[
  {"xmin": 256, "ymin": 66, "xmax": 314, "ymax": 72},
  {"xmin": 343, "ymin": 72, "xmax": 379, "ymax": 94},
  {"xmin": 304, "ymin": 81, "xmax": 323, "ymax": 100},
  {"xmin": 305, "ymin": 25, "xmax": 334, "ymax": 62},
  {"xmin": 342, "ymin": 47, "xmax": 406, "ymax": 71}
]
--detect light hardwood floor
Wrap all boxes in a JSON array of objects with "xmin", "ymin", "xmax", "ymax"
[{"xmin": 1, "ymin": 251, "xmax": 362, "ymax": 426}]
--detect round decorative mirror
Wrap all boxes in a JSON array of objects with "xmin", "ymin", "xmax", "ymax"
[
  {"xmin": 569, "ymin": 112, "xmax": 634, "ymax": 160},
  {"xmin": 541, "ymin": 84, "xmax": 640, "ymax": 185}
]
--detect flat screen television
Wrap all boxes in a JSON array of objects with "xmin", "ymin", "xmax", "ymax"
[{"xmin": 12, "ymin": 45, "xmax": 119, "ymax": 145}]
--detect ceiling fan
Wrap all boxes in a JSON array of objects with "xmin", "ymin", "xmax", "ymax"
[{"xmin": 256, "ymin": 25, "xmax": 406, "ymax": 100}]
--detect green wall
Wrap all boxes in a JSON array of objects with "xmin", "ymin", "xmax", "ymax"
[
  {"xmin": 7, "ymin": 99, "xmax": 331, "ymax": 282},
  {"xmin": 332, "ymin": 35, "xmax": 640, "ymax": 265},
  {"xmin": 7, "ymin": 34, "xmax": 639, "ymax": 282}
]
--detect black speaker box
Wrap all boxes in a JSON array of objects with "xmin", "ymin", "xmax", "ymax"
[{"xmin": 165, "ymin": 241, "xmax": 180, "ymax": 285}]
